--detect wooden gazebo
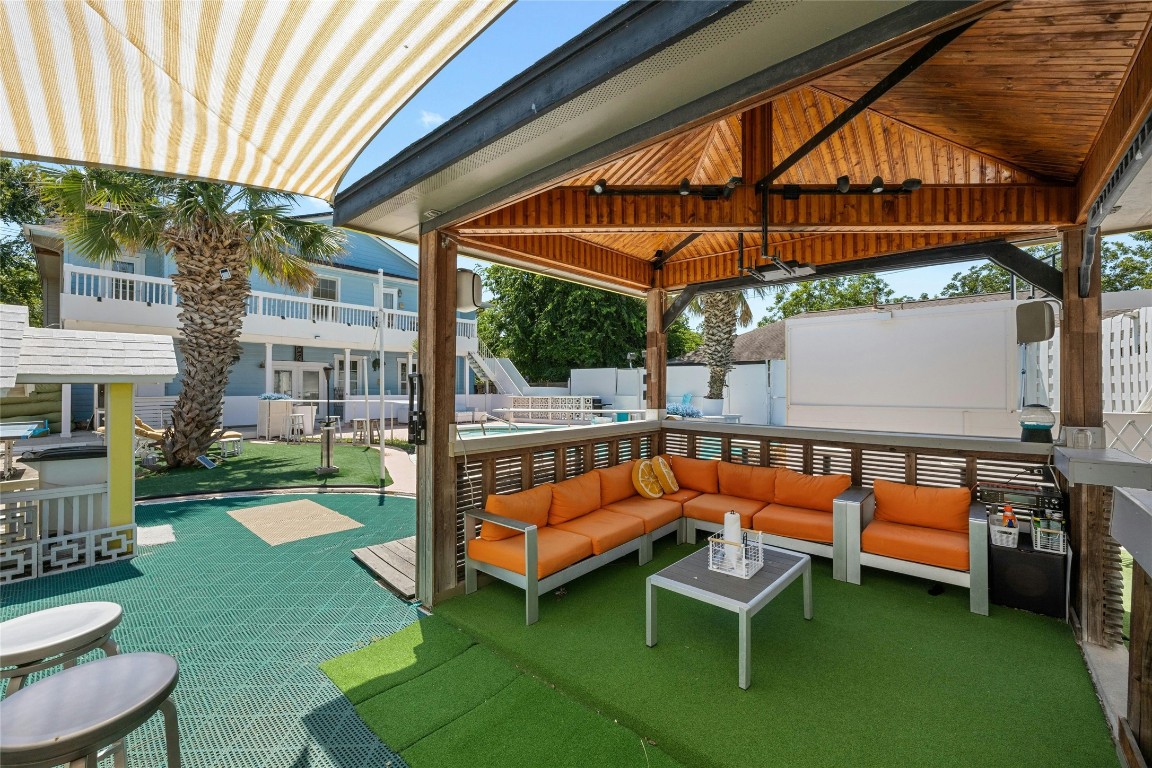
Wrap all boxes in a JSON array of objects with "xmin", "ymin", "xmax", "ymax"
[{"xmin": 335, "ymin": 2, "xmax": 1151, "ymax": 763}]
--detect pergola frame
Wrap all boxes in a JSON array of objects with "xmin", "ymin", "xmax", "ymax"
[{"xmin": 335, "ymin": 3, "xmax": 1152, "ymax": 763}]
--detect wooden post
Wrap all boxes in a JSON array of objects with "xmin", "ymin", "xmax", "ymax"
[
  {"xmin": 1060, "ymin": 225, "xmax": 1107, "ymax": 645},
  {"xmin": 1125, "ymin": 563, "xmax": 1152, "ymax": 765},
  {"xmin": 646, "ymin": 289, "xmax": 667, "ymax": 417},
  {"xmin": 741, "ymin": 103, "xmax": 773, "ymax": 184},
  {"xmin": 415, "ymin": 230, "xmax": 458, "ymax": 605}
]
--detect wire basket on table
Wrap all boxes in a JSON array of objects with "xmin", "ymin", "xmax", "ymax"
[
  {"xmin": 988, "ymin": 514, "xmax": 1019, "ymax": 548},
  {"xmin": 707, "ymin": 531, "xmax": 763, "ymax": 579},
  {"xmin": 1031, "ymin": 520, "xmax": 1067, "ymax": 554}
]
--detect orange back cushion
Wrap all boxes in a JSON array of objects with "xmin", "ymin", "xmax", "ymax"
[
  {"xmin": 717, "ymin": 462, "xmax": 777, "ymax": 503},
  {"xmin": 774, "ymin": 469, "xmax": 851, "ymax": 513},
  {"xmin": 652, "ymin": 456, "xmax": 679, "ymax": 493},
  {"xmin": 667, "ymin": 455, "xmax": 719, "ymax": 494},
  {"xmin": 480, "ymin": 484, "xmax": 552, "ymax": 541},
  {"xmin": 873, "ymin": 479, "xmax": 972, "ymax": 533},
  {"xmin": 549, "ymin": 472, "xmax": 602, "ymax": 525},
  {"xmin": 597, "ymin": 461, "xmax": 637, "ymax": 506}
]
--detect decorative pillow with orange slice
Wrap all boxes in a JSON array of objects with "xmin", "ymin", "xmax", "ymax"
[
  {"xmin": 652, "ymin": 455, "xmax": 679, "ymax": 493},
  {"xmin": 632, "ymin": 459, "xmax": 665, "ymax": 499}
]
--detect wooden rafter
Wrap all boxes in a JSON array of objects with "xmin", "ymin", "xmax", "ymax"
[
  {"xmin": 455, "ymin": 234, "xmax": 651, "ymax": 292},
  {"xmin": 455, "ymin": 185, "xmax": 1076, "ymax": 236}
]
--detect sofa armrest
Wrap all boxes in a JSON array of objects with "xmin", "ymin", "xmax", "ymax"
[
  {"xmin": 467, "ymin": 509, "xmax": 536, "ymax": 532},
  {"xmin": 967, "ymin": 501, "xmax": 989, "ymax": 615},
  {"xmin": 833, "ymin": 487, "xmax": 873, "ymax": 583}
]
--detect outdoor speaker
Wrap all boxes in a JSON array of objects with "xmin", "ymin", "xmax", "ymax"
[
  {"xmin": 1016, "ymin": 302, "xmax": 1055, "ymax": 344},
  {"xmin": 989, "ymin": 535, "xmax": 1068, "ymax": 619},
  {"xmin": 457, "ymin": 269, "xmax": 484, "ymax": 312}
]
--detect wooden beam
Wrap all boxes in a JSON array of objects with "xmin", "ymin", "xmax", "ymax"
[
  {"xmin": 985, "ymin": 244, "xmax": 1063, "ymax": 298},
  {"xmin": 1076, "ymin": 17, "xmax": 1152, "ymax": 222},
  {"xmin": 1060, "ymin": 226, "xmax": 1107, "ymax": 647},
  {"xmin": 1128, "ymin": 562, "xmax": 1152, "ymax": 765},
  {"xmin": 741, "ymin": 103, "xmax": 772, "ymax": 184},
  {"xmin": 416, "ymin": 230, "xmax": 459, "ymax": 605},
  {"xmin": 652, "ymin": 233, "xmax": 701, "ymax": 271},
  {"xmin": 646, "ymin": 289, "xmax": 667, "ymax": 414},
  {"xmin": 757, "ymin": 19, "xmax": 980, "ymax": 188},
  {"xmin": 455, "ymin": 234, "xmax": 651, "ymax": 292},
  {"xmin": 456, "ymin": 185, "xmax": 1076, "ymax": 235},
  {"xmin": 662, "ymin": 286, "xmax": 699, "ymax": 332}
]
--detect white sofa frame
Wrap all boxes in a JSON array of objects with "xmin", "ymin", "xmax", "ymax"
[
  {"xmin": 464, "ymin": 509, "xmax": 683, "ymax": 625},
  {"xmin": 842, "ymin": 492, "xmax": 989, "ymax": 615}
]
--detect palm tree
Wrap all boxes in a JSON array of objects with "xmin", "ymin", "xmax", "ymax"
[
  {"xmin": 688, "ymin": 289, "xmax": 769, "ymax": 400},
  {"xmin": 44, "ymin": 167, "xmax": 345, "ymax": 467}
]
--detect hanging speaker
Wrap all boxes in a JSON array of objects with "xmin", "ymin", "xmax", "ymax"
[
  {"xmin": 1016, "ymin": 302, "xmax": 1055, "ymax": 344},
  {"xmin": 456, "ymin": 269, "xmax": 485, "ymax": 312}
]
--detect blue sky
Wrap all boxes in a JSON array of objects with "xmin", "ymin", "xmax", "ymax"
[{"xmin": 296, "ymin": 0, "xmax": 1132, "ymax": 327}]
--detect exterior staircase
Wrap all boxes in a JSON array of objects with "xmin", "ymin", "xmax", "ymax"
[{"xmin": 466, "ymin": 342, "xmax": 529, "ymax": 396}]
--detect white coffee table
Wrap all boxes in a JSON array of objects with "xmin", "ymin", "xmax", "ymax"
[{"xmin": 646, "ymin": 541, "xmax": 811, "ymax": 689}]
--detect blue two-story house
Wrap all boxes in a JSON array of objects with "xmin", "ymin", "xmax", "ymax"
[{"xmin": 23, "ymin": 214, "xmax": 478, "ymax": 430}]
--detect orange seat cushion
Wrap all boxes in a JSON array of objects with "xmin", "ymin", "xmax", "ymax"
[
  {"xmin": 597, "ymin": 461, "xmax": 637, "ymax": 505},
  {"xmin": 553, "ymin": 510, "xmax": 645, "ymax": 555},
  {"xmin": 861, "ymin": 520, "xmax": 969, "ymax": 571},
  {"xmin": 667, "ymin": 455, "xmax": 719, "ymax": 494},
  {"xmin": 603, "ymin": 496, "xmax": 682, "ymax": 533},
  {"xmin": 549, "ymin": 472, "xmax": 601, "ymax": 525},
  {"xmin": 683, "ymin": 494, "xmax": 765, "ymax": 527},
  {"xmin": 468, "ymin": 527, "xmax": 594, "ymax": 578},
  {"xmin": 774, "ymin": 469, "xmax": 851, "ymax": 513},
  {"xmin": 873, "ymin": 479, "xmax": 972, "ymax": 533},
  {"xmin": 717, "ymin": 462, "xmax": 777, "ymax": 504},
  {"xmin": 480, "ymin": 484, "xmax": 553, "ymax": 541},
  {"xmin": 663, "ymin": 488, "xmax": 701, "ymax": 504},
  {"xmin": 752, "ymin": 503, "xmax": 834, "ymax": 544}
]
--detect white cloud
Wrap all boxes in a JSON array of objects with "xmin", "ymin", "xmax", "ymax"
[{"xmin": 420, "ymin": 110, "xmax": 446, "ymax": 129}]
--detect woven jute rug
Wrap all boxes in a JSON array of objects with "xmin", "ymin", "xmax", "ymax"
[{"xmin": 227, "ymin": 499, "xmax": 363, "ymax": 546}]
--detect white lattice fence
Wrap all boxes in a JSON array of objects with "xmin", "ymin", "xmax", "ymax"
[
  {"xmin": 0, "ymin": 483, "xmax": 134, "ymax": 584},
  {"xmin": 1104, "ymin": 413, "xmax": 1152, "ymax": 461}
]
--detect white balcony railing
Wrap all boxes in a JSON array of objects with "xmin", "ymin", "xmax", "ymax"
[{"xmin": 62, "ymin": 264, "xmax": 477, "ymax": 340}]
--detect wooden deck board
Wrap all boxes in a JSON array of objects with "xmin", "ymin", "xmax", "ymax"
[{"xmin": 353, "ymin": 536, "xmax": 417, "ymax": 600}]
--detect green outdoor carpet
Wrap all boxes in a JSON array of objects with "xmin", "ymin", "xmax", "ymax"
[
  {"xmin": 322, "ymin": 615, "xmax": 684, "ymax": 768},
  {"xmin": 434, "ymin": 541, "xmax": 1119, "ymax": 768}
]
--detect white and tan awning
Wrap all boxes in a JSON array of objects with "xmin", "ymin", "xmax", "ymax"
[{"xmin": 0, "ymin": 0, "xmax": 509, "ymax": 200}]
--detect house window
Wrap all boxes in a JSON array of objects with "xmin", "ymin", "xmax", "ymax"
[
  {"xmin": 111, "ymin": 260, "xmax": 136, "ymax": 301},
  {"xmin": 398, "ymin": 359, "xmax": 408, "ymax": 395},
  {"xmin": 311, "ymin": 276, "xmax": 338, "ymax": 322}
]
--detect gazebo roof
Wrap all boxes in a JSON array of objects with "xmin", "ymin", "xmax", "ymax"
[{"xmin": 335, "ymin": 0, "xmax": 1152, "ymax": 296}]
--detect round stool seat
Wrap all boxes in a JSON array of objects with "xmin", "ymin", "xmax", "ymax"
[
  {"xmin": 0, "ymin": 602, "xmax": 122, "ymax": 667},
  {"xmin": 0, "ymin": 653, "xmax": 179, "ymax": 766}
]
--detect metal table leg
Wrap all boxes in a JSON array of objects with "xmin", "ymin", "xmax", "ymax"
[
  {"xmin": 646, "ymin": 579, "xmax": 658, "ymax": 647},
  {"xmin": 803, "ymin": 559, "xmax": 813, "ymax": 620},
  {"xmin": 738, "ymin": 606, "xmax": 751, "ymax": 689}
]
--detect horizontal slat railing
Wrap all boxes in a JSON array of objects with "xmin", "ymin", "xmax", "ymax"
[{"xmin": 451, "ymin": 421, "xmax": 1059, "ymax": 584}]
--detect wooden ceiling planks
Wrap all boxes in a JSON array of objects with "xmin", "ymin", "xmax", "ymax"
[
  {"xmin": 812, "ymin": 0, "xmax": 1152, "ymax": 181},
  {"xmin": 448, "ymin": 1, "xmax": 1149, "ymax": 295}
]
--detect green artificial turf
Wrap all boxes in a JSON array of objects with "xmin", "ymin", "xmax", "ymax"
[
  {"xmin": 136, "ymin": 440, "xmax": 392, "ymax": 498},
  {"xmin": 322, "ymin": 616, "xmax": 685, "ymax": 768},
  {"xmin": 435, "ymin": 540, "xmax": 1119, "ymax": 768}
]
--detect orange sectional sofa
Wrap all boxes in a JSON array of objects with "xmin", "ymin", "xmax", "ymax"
[{"xmin": 465, "ymin": 456, "xmax": 989, "ymax": 623}]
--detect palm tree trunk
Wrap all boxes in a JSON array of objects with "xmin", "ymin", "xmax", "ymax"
[
  {"xmin": 164, "ymin": 221, "xmax": 250, "ymax": 466},
  {"xmin": 700, "ymin": 292, "xmax": 737, "ymax": 400}
]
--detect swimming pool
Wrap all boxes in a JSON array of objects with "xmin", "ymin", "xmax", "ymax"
[{"xmin": 454, "ymin": 423, "xmax": 575, "ymax": 438}]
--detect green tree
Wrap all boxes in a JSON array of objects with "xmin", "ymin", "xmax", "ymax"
[
  {"xmin": 476, "ymin": 265, "xmax": 699, "ymax": 383},
  {"xmin": 1102, "ymin": 231, "xmax": 1152, "ymax": 291},
  {"xmin": 758, "ymin": 273, "xmax": 897, "ymax": 324},
  {"xmin": 0, "ymin": 159, "xmax": 53, "ymax": 325},
  {"xmin": 687, "ymin": 290, "xmax": 766, "ymax": 400},
  {"xmin": 44, "ymin": 167, "xmax": 345, "ymax": 466}
]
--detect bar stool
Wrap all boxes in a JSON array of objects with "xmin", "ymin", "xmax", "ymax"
[
  {"xmin": 1, "ymin": 602, "xmax": 122, "ymax": 696},
  {"xmin": 0, "ymin": 652, "xmax": 180, "ymax": 768},
  {"xmin": 351, "ymin": 418, "xmax": 369, "ymax": 445},
  {"xmin": 284, "ymin": 413, "xmax": 306, "ymax": 444}
]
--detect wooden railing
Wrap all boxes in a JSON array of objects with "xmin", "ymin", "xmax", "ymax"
[{"xmin": 449, "ymin": 420, "xmax": 1058, "ymax": 584}]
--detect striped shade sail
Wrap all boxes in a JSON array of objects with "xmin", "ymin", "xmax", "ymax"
[{"xmin": 0, "ymin": 0, "xmax": 509, "ymax": 200}]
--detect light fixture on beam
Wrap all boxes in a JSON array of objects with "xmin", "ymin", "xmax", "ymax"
[
  {"xmin": 678, "ymin": 178, "xmax": 691, "ymax": 196},
  {"xmin": 722, "ymin": 176, "xmax": 742, "ymax": 200},
  {"xmin": 771, "ymin": 256, "xmax": 796, "ymax": 276},
  {"xmin": 836, "ymin": 175, "xmax": 851, "ymax": 194},
  {"xmin": 870, "ymin": 176, "xmax": 885, "ymax": 194},
  {"xmin": 591, "ymin": 179, "xmax": 608, "ymax": 195},
  {"xmin": 901, "ymin": 178, "xmax": 922, "ymax": 191}
]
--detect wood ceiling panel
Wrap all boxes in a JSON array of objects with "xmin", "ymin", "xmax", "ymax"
[{"xmin": 812, "ymin": 0, "xmax": 1152, "ymax": 181}]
